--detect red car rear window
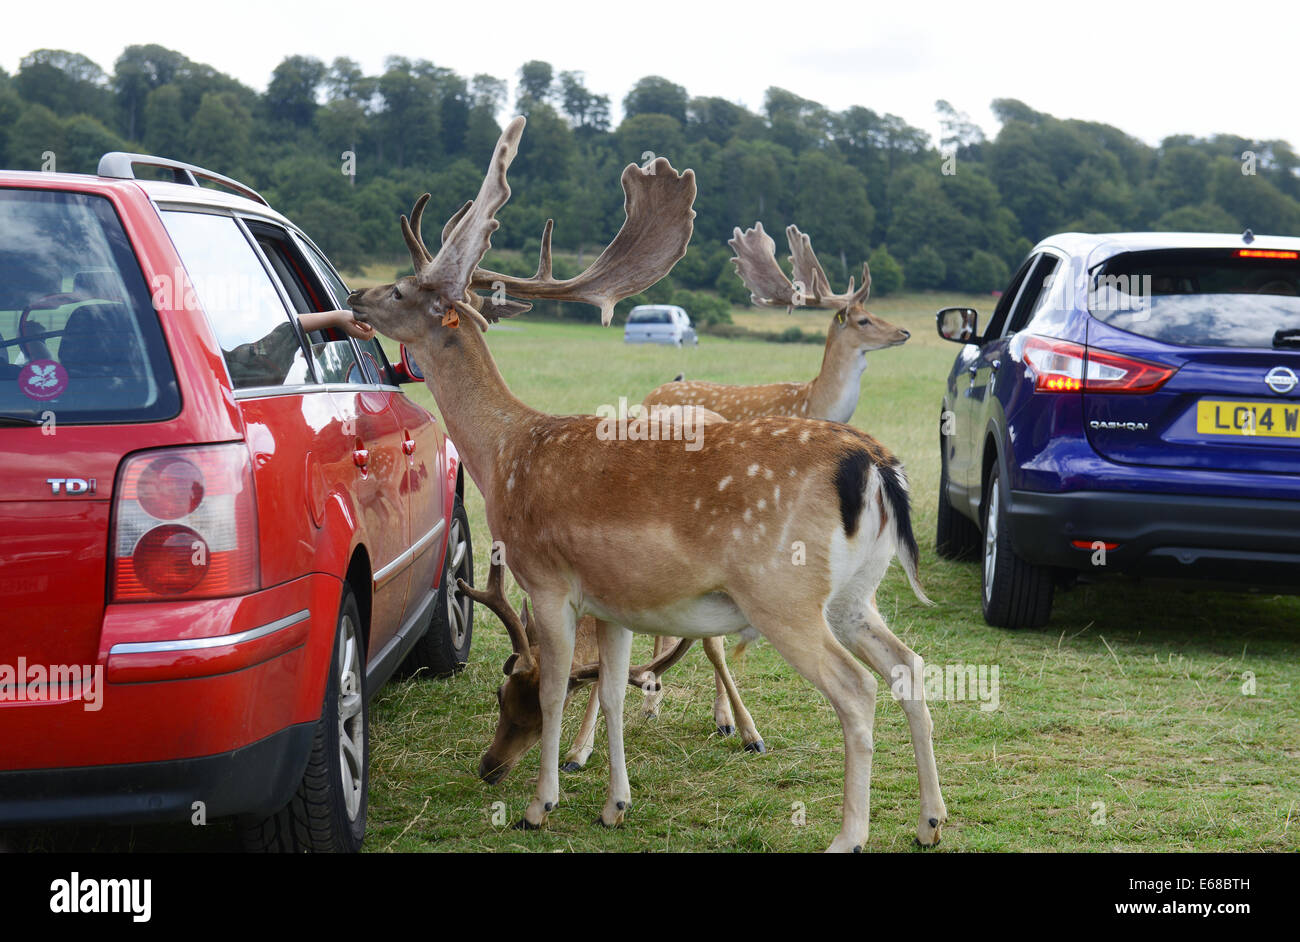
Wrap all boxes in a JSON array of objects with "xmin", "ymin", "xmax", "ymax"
[{"xmin": 0, "ymin": 188, "xmax": 179, "ymax": 424}]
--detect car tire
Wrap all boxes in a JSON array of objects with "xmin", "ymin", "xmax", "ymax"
[
  {"xmin": 980, "ymin": 467, "xmax": 1054, "ymax": 629},
  {"xmin": 400, "ymin": 494, "xmax": 474, "ymax": 678},
  {"xmin": 936, "ymin": 440, "xmax": 980, "ymax": 560},
  {"xmin": 239, "ymin": 585, "xmax": 368, "ymax": 852}
]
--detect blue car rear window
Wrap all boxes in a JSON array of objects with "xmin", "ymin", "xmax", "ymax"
[{"xmin": 1092, "ymin": 249, "xmax": 1300, "ymax": 349}]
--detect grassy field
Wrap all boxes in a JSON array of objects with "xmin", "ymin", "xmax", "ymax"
[
  {"xmin": 10, "ymin": 292, "xmax": 1296, "ymax": 854},
  {"xmin": 357, "ymin": 295, "xmax": 1299, "ymax": 853}
]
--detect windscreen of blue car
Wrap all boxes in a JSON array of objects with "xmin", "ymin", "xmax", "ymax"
[{"xmin": 1090, "ymin": 248, "xmax": 1300, "ymax": 349}]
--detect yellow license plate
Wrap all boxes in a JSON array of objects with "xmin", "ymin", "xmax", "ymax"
[{"xmin": 1196, "ymin": 400, "xmax": 1300, "ymax": 438}]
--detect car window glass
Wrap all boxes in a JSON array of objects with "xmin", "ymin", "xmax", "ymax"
[
  {"xmin": 250, "ymin": 224, "xmax": 364, "ymax": 386},
  {"xmin": 1093, "ymin": 248, "xmax": 1300, "ymax": 348},
  {"xmin": 0, "ymin": 189, "xmax": 178, "ymax": 423},
  {"xmin": 984, "ymin": 255, "xmax": 1036, "ymax": 338},
  {"xmin": 1006, "ymin": 255, "xmax": 1061, "ymax": 335},
  {"xmin": 161, "ymin": 210, "xmax": 310, "ymax": 389}
]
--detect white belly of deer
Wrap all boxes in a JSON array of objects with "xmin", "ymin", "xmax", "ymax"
[{"xmin": 586, "ymin": 592, "xmax": 750, "ymax": 639}]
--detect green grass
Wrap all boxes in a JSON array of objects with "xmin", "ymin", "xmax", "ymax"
[
  {"xmin": 11, "ymin": 294, "xmax": 1296, "ymax": 853},
  {"xmin": 362, "ymin": 298, "xmax": 1300, "ymax": 853}
]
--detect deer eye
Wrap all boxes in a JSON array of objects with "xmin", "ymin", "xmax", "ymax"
[
  {"xmin": 857, "ymin": 317, "xmax": 870, "ymax": 326},
  {"xmin": 392, "ymin": 286, "xmax": 403, "ymax": 301}
]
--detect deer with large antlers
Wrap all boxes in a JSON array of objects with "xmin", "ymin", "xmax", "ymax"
[
  {"xmin": 347, "ymin": 116, "xmax": 946, "ymax": 851},
  {"xmin": 645, "ymin": 222, "xmax": 910, "ymax": 423}
]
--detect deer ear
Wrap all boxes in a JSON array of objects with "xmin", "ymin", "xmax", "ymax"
[{"xmin": 502, "ymin": 653, "xmax": 520, "ymax": 676}]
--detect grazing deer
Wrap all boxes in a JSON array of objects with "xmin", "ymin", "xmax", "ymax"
[
  {"xmin": 639, "ymin": 224, "xmax": 912, "ymax": 719},
  {"xmin": 644, "ymin": 222, "xmax": 911, "ymax": 423},
  {"xmin": 461, "ymin": 558, "xmax": 700, "ymax": 783},
  {"xmin": 348, "ymin": 116, "xmax": 946, "ymax": 851}
]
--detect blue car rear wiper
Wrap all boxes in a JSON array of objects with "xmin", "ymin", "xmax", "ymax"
[
  {"xmin": 1272, "ymin": 328, "xmax": 1300, "ymax": 349},
  {"xmin": 0, "ymin": 415, "xmax": 43, "ymax": 427}
]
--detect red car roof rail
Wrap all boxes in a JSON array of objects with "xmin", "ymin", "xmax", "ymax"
[{"xmin": 97, "ymin": 151, "xmax": 269, "ymax": 207}]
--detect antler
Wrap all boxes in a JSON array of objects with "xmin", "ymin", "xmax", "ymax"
[
  {"xmin": 570, "ymin": 636, "xmax": 696, "ymax": 691},
  {"xmin": 398, "ymin": 116, "xmax": 526, "ymax": 317},
  {"xmin": 469, "ymin": 157, "xmax": 697, "ymax": 325},
  {"xmin": 462, "ymin": 559, "xmax": 694, "ymax": 687},
  {"xmin": 457, "ymin": 559, "xmax": 534, "ymax": 674},
  {"xmin": 729, "ymin": 222, "xmax": 871, "ymax": 312}
]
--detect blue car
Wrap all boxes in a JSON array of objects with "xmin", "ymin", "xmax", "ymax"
[{"xmin": 935, "ymin": 231, "xmax": 1300, "ymax": 627}]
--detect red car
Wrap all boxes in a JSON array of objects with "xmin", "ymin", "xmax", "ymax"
[{"xmin": 0, "ymin": 153, "xmax": 475, "ymax": 851}]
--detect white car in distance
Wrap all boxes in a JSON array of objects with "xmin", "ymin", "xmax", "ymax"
[{"xmin": 623, "ymin": 304, "xmax": 699, "ymax": 346}]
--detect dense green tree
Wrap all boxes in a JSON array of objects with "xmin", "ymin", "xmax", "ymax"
[
  {"xmin": 15, "ymin": 50, "xmax": 113, "ymax": 125},
  {"xmin": 267, "ymin": 55, "xmax": 326, "ymax": 127},
  {"xmin": 62, "ymin": 115, "xmax": 126, "ymax": 173},
  {"xmin": 0, "ymin": 87, "xmax": 23, "ymax": 163},
  {"xmin": 143, "ymin": 84, "xmax": 187, "ymax": 157},
  {"xmin": 963, "ymin": 250, "xmax": 1010, "ymax": 293},
  {"xmin": 8, "ymin": 104, "xmax": 65, "ymax": 170},
  {"xmin": 516, "ymin": 61, "xmax": 554, "ymax": 113},
  {"xmin": 907, "ymin": 245, "xmax": 946, "ymax": 290},
  {"xmin": 187, "ymin": 92, "xmax": 251, "ymax": 174},
  {"xmin": 615, "ymin": 113, "xmax": 685, "ymax": 166},
  {"xmin": 623, "ymin": 76, "xmax": 688, "ymax": 124},
  {"xmin": 867, "ymin": 245, "xmax": 903, "ymax": 295},
  {"xmin": 114, "ymin": 44, "xmax": 191, "ymax": 140}
]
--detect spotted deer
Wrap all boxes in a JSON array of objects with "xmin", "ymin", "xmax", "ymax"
[
  {"xmin": 347, "ymin": 116, "xmax": 946, "ymax": 851},
  {"xmin": 639, "ymin": 223, "xmax": 912, "ymax": 718},
  {"xmin": 644, "ymin": 222, "xmax": 911, "ymax": 424}
]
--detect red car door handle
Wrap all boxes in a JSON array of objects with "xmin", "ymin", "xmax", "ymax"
[
  {"xmin": 402, "ymin": 438, "xmax": 416, "ymax": 456},
  {"xmin": 353, "ymin": 448, "xmax": 370, "ymax": 470}
]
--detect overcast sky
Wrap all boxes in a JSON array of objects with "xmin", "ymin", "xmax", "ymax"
[{"xmin": 5, "ymin": 0, "xmax": 1299, "ymax": 151}]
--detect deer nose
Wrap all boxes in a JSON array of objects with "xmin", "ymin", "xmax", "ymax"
[
  {"xmin": 347, "ymin": 289, "xmax": 363, "ymax": 304},
  {"xmin": 900, "ymin": 329, "xmax": 911, "ymax": 339}
]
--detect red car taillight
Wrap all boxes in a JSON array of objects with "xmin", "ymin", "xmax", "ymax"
[
  {"xmin": 1022, "ymin": 336, "xmax": 1176, "ymax": 394},
  {"xmin": 111, "ymin": 444, "xmax": 259, "ymax": 601}
]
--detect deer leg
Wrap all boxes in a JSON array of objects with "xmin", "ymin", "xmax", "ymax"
[
  {"xmin": 595, "ymin": 620, "xmax": 634, "ymax": 827},
  {"xmin": 519, "ymin": 593, "xmax": 576, "ymax": 830},
  {"xmin": 562, "ymin": 686, "xmax": 601, "ymax": 772},
  {"xmin": 702, "ymin": 636, "xmax": 763, "ymax": 752},
  {"xmin": 830, "ymin": 597, "xmax": 947, "ymax": 846},
  {"xmin": 746, "ymin": 609, "xmax": 877, "ymax": 853},
  {"xmin": 641, "ymin": 635, "xmax": 673, "ymax": 718}
]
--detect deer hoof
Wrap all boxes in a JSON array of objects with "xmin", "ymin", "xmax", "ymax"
[
  {"xmin": 744, "ymin": 740, "xmax": 767, "ymax": 754},
  {"xmin": 513, "ymin": 818, "xmax": 541, "ymax": 831},
  {"xmin": 559, "ymin": 761, "xmax": 583, "ymax": 773},
  {"xmin": 853, "ymin": 846, "xmax": 862, "ymax": 853},
  {"xmin": 717, "ymin": 724, "xmax": 735, "ymax": 737},
  {"xmin": 915, "ymin": 822, "xmax": 944, "ymax": 847}
]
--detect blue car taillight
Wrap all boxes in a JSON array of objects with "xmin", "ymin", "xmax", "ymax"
[{"xmin": 1023, "ymin": 336, "xmax": 1177, "ymax": 394}]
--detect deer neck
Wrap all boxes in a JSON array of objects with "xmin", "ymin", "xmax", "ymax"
[
  {"xmin": 409, "ymin": 325, "xmax": 542, "ymax": 496},
  {"xmin": 807, "ymin": 328, "xmax": 867, "ymax": 423}
]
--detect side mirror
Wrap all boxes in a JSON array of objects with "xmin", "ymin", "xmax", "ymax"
[
  {"xmin": 937, "ymin": 307, "xmax": 980, "ymax": 344},
  {"xmin": 391, "ymin": 344, "xmax": 425, "ymax": 384}
]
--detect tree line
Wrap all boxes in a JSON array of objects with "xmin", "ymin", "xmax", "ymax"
[{"xmin": 3, "ymin": 45, "xmax": 1299, "ymax": 321}]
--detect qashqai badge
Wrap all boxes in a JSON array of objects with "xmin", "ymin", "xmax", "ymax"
[{"xmin": 1264, "ymin": 366, "xmax": 1297, "ymax": 395}]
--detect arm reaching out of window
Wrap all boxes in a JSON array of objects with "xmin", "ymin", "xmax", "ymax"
[{"xmin": 299, "ymin": 309, "xmax": 375, "ymax": 341}]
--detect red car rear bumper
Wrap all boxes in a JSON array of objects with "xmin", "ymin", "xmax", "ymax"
[{"xmin": 0, "ymin": 573, "xmax": 342, "ymax": 825}]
